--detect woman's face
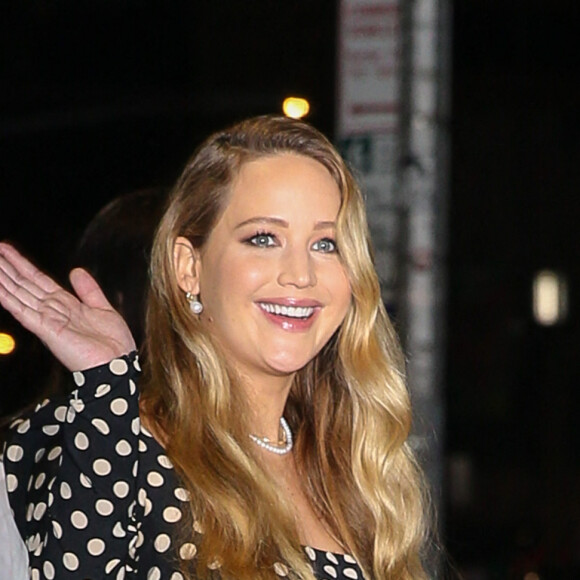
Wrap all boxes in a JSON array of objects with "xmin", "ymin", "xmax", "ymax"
[{"xmin": 176, "ymin": 153, "xmax": 352, "ymax": 383}]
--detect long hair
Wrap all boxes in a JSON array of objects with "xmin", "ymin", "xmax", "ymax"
[{"xmin": 141, "ymin": 115, "xmax": 429, "ymax": 579}]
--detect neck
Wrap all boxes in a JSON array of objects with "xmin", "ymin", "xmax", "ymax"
[{"xmin": 240, "ymin": 372, "xmax": 295, "ymax": 442}]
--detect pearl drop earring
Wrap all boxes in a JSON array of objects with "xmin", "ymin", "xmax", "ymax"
[{"xmin": 185, "ymin": 292, "xmax": 203, "ymax": 315}]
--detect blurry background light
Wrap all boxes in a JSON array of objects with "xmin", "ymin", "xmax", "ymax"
[
  {"xmin": 0, "ymin": 332, "xmax": 16, "ymax": 355},
  {"xmin": 282, "ymin": 96, "xmax": 310, "ymax": 119},
  {"xmin": 532, "ymin": 270, "xmax": 568, "ymax": 326}
]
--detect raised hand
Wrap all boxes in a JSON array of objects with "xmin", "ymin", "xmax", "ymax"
[{"xmin": 0, "ymin": 242, "xmax": 136, "ymax": 371}]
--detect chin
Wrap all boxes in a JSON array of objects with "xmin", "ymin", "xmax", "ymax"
[{"xmin": 265, "ymin": 354, "xmax": 315, "ymax": 376}]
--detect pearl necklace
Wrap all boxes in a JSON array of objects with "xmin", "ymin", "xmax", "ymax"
[{"xmin": 249, "ymin": 417, "xmax": 293, "ymax": 455}]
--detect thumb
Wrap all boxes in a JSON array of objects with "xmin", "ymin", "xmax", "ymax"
[{"xmin": 69, "ymin": 268, "xmax": 113, "ymax": 310}]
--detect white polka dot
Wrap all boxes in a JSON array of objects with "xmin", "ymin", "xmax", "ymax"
[
  {"xmin": 71, "ymin": 510, "xmax": 88, "ymax": 529},
  {"xmin": 154, "ymin": 533, "xmax": 171, "ymax": 553},
  {"xmin": 106, "ymin": 558, "xmax": 121, "ymax": 573},
  {"xmin": 43, "ymin": 561, "xmax": 55, "ymax": 579},
  {"xmin": 140, "ymin": 425, "xmax": 153, "ymax": 438},
  {"xmin": 34, "ymin": 472, "xmax": 46, "ymax": 490},
  {"xmin": 70, "ymin": 397, "xmax": 85, "ymax": 413},
  {"xmin": 208, "ymin": 558, "xmax": 222, "ymax": 570},
  {"xmin": 179, "ymin": 542, "xmax": 197, "ymax": 560},
  {"xmin": 133, "ymin": 357, "xmax": 141, "ymax": 371},
  {"xmin": 323, "ymin": 564, "xmax": 338, "ymax": 578},
  {"xmin": 157, "ymin": 454, "xmax": 173, "ymax": 469},
  {"xmin": 27, "ymin": 533, "xmax": 41, "ymax": 551},
  {"xmin": 47, "ymin": 446, "xmax": 62, "ymax": 461},
  {"xmin": 344, "ymin": 567, "xmax": 359, "ymax": 579},
  {"xmin": 95, "ymin": 383, "xmax": 111, "ymax": 398},
  {"xmin": 116, "ymin": 568, "xmax": 126, "ymax": 580},
  {"xmin": 109, "ymin": 358, "xmax": 129, "ymax": 375},
  {"xmin": 344, "ymin": 554, "xmax": 357, "ymax": 564},
  {"xmin": 193, "ymin": 520, "xmax": 204, "ymax": 534},
  {"xmin": 147, "ymin": 566, "xmax": 161, "ymax": 580},
  {"xmin": 92, "ymin": 418, "xmax": 110, "ymax": 435},
  {"xmin": 112, "ymin": 521, "xmax": 126, "ymax": 538},
  {"xmin": 96, "ymin": 498, "xmax": 114, "ymax": 516},
  {"xmin": 74, "ymin": 432, "xmax": 90, "ymax": 450},
  {"xmin": 52, "ymin": 520, "xmax": 63, "ymax": 539},
  {"xmin": 34, "ymin": 448, "xmax": 46, "ymax": 463},
  {"xmin": 66, "ymin": 408, "xmax": 76, "ymax": 423},
  {"xmin": 80, "ymin": 473, "xmax": 93, "ymax": 488},
  {"xmin": 60, "ymin": 481, "xmax": 72, "ymax": 499},
  {"xmin": 87, "ymin": 538, "xmax": 106, "ymax": 556},
  {"xmin": 31, "ymin": 568, "xmax": 40, "ymax": 580},
  {"xmin": 305, "ymin": 546, "xmax": 316, "ymax": 561},
  {"xmin": 73, "ymin": 371, "xmax": 85, "ymax": 386},
  {"xmin": 6, "ymin": 444, "xmax": 24, "ymax": 462},
  {"xmin": 170, "ymin": 573, "xmax": 184, "ymax": 580},
  {"xmin": 135, "ymin": 530, "xmax": 145, "ymax": 549},
  {"xmin": 147, "ymin": 471, "xmax": 164, "ymax": 487},
  {"xmin": 144, "ymin": 498, "xmax": 153, "ymax": 516},
  {"xmin": 110, "ymin": 398, "xmax": 129, "ymax": 416},
  {"xmin": 48, "ymin": 492, "xmax": 54, "ymax": 507},
  {"xmin": 163, "ymin": 506, "xmax": 182, "ymax": 523},
  {"xmin": 93, "ymin": 458, "xmax": 112, "ymax": 476},
  {"xmin": 174, "ymin": 487, "xmax": 190, "ymax": 502},
  {"xmin": 115, "ymin": 439, "xmax": 132, "ymax": 456},
  {"xmin": 53, "ymin": 405, "xmax": 67, "ymax": 422},
  {"xmin": 274, "ymin": 562, "xmax": 289, "ymax": 576},
  {"xmin": 16, "ymin": 419, "xmax": 30, "ymax": 434},
  {"xmin": 129, "ymin": 379, "xmax": 137, "ymax": 395},
  {"xmin": 132, "ymin": 460, "xmax": 138, "ymax": 477},
  {"xmin": 6, "ymin": 473, "xmax": 18, "ymax": 493},
  {"xmin": 33, "ymin": 502, "xmax": 47, "ymax": 521},
  {"xmin": 131, "ymin": 417, "xmax": 140, "ymax": 435},
  {"xmin": 42, "ymin": 424, "xmax": 59, "ymax": 436},
  {"xmin": 113, "ymin": 480, "xmax": 130, "ymax": 499},
  {"xmin": 63, "ymin": 552, "xmax": 79, "ymax": 571},
  {"xmin": 138, "ymin": 440, "xmax": 148, "ymax": 452},
  {"xmin": 326, "ymin": 552, "xmax": 339, "ymax": 565}
]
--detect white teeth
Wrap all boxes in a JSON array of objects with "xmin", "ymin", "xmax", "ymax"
[{"xmin": 259, "ymin": 303, "xmax": 314, "ymax": 318}]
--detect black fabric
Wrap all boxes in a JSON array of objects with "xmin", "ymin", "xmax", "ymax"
[{"xmin": 4, "ymin": 353, "xmax": 365, "ymax": 579}]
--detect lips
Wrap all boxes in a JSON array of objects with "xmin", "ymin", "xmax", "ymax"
[{"xmin": 256, "ymin": 299, "xmax": 322, "ymax": 330}]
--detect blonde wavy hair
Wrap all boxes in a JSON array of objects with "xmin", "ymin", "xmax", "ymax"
[{"xmin": 141, "ymin": 115, "xmax": 430, "ymax": 579}]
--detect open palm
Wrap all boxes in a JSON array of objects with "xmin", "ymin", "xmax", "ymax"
[{"xmin": 0, "ymin": 242, "xmax": 136, "ymax": 371}]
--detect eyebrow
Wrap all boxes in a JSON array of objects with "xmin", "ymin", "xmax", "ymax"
[{"xmin": 235, "ymin": 217, "xmax": 336, "ymax": 230}]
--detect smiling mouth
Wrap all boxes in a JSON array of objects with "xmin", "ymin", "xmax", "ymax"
[{"xmin": 258, "ymin": 302, "xmax": 316, "ymax": 319}]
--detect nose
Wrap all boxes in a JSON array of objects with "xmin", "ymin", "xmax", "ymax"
[{"xmin": 277, "ymin": 246, "xmax": 316, "ymax": 288}]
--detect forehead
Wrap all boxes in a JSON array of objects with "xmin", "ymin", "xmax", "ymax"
[{"xmin": 224, "ymin": 153, "xmax": 341, "ymax": 216}]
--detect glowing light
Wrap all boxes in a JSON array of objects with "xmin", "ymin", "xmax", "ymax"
[
  {"xmin": 533, "ymin": 270, "xmax": 568, "ymax": 326},
  {"xmin": 523, "ymin": 573, "xmax": 540, "ymax": 580},
  {"xmin": 282, "ymin": 97, "xmax": 310, "ymax": 119},
  {"xmin": 0, "ymin": 332, "xmax": 16, "ymax": 355}
]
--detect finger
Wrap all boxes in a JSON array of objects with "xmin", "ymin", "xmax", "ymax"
[
  {"xmin": 0, "ymin": 263, "xmax": 42, "ymax": 310},
  {"xmin": 0, "ymin": 243, "xmax": 61, "ymax": 295},
  {"xmin": 0, "ymin": 253, "xmax": 49, "ymax": 304},
  {"xmin": 69, "ymin": 268, "xmax": 114, "ymax": 310},
  {"xmin": 0, "ymin": 280, "xmax": 46, "ymax": 333}
]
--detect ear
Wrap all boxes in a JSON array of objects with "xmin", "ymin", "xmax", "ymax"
[{"xmin": 173, "ymin": 236, "xmax": 201, "ymax": 295}]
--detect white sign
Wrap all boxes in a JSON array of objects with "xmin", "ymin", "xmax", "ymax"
[{"xmin": 337, "ymin": 0, "xmax": 400, "ymax": 135}]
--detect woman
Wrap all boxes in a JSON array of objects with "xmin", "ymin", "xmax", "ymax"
[{"xmin": 0, "ymin": 115, "xmax": 429, "ymax": 579}]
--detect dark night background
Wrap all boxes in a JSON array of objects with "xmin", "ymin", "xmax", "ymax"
[{"xmin": 1, "ymin": 1, "xmax": 579, "ymax": 577}]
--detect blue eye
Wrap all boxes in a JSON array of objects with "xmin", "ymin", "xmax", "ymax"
[
  {"xmin": 312, "ymin": 238, "xmax": 337, "ymax": 253},
  {"xmin": 247, "ymin": 232, "xmax": 277, "ymax": 247}
]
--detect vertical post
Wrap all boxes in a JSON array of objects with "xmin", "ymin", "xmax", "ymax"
[{"xmin": 400, "ymin": 0, "xmax": 452, "ymax": 568}]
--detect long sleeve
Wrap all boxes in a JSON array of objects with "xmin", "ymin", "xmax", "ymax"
[{"xmin": 3, "ymin": 353, "xmax": 142, "ymax": 578}]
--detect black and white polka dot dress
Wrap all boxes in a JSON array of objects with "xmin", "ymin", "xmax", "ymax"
[{"xmin": 3, "ymin": 353, "xmax": 366, "ymax": 579}]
